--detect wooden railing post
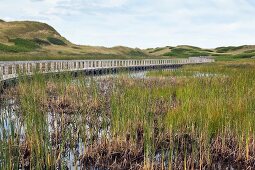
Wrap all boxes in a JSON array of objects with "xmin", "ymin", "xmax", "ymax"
[
  {"xmin": 99, "ymin": 61, "xmax": 102, "ymax": 68},
  {"xmin": 104, "ymin": 61, "xmax": 106, "ymax": 67},
  {"xmin": 56, "ymin": 62, "xmax": 59, "ymax": 71},
  {"xmin": 50, "ymin": 62, "xmax": 54, "ymax": 72},
  {"xmin": 26, "ymin": 63, "xmax": 30, "ymax": 74},
  {"xmin": 12, "ymin": 64, "xmax": 16, "ymax": 76},
  {"xmin": 61, "ymin": 62, "xmax": 64, "ymax": 70},
  {"xmin": 62, "ymin": 62, "xmax": 64, "ymax": 70},
  {"xmin": 4, "ymin": 65, "xmax": 8, "ymax": 76},
  {"xmin": 87, "ymin": 61, "xmax": 90, "ymax": 68},
  {"xmin": 59, "ymin": 62, "xmax": 61, "ymax": 70},
  {"xmin": 0, "ymin": 65, "xmax": 3, "ymax": 80}
]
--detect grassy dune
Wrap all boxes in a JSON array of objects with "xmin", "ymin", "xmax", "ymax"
[
  {"xmin": 146, "ymin": 45, "xmax": 255, "ymax": 61},
  {"xmin": 0, "ymin": 20, "xmax": 151, "ymax": 61},
  {"xmin": 1, "ymin": 19, "xmax": 255, "ymax": 61}
]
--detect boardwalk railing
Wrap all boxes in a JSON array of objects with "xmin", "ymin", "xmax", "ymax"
[{"xmin": 0, "ymin": 57, "xmax": 214, "ymax": 81}]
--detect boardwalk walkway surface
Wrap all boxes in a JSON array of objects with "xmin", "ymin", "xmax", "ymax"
[{"xmin": 0, "ymin": 57, "xmax": 214, "ymax": 81}]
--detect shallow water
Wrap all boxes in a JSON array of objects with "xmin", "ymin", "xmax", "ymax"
[{"xmin": 0, "ymin": 69, "xmax": 229, "ymax": 169}]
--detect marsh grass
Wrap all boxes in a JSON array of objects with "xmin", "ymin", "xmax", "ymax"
[
  {"xmin": 0, "ymin": 60, "xmax": 255, "ymax": 169},
  {"xmin": 147, "ymin": 69, "xmax": 195, "ymax": 77}
]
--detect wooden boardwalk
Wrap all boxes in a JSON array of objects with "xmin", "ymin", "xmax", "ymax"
[{"xmin": 0, "ymin": 57, "xmax": 214, "ymax": 81}]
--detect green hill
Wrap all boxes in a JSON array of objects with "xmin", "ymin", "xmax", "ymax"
[
  {"xmin": 0, "ymin": 20, "xmax": 150, "ymax": 61},
  {"xmin": 1, "ymin": 19, "xmax": 255, "ymax": 61},
  {"xmin": 145, "ymin": 45, "xmax": 255, "ymax": 61}
]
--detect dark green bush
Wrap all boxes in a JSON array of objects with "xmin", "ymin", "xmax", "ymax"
[
  {"xmin": 215, "ymin": 46, "xmax": 246, "ymax": 53},
  {"xmin": 0, "ymin": 38, "xmax": 40, "ymax": 53},
  {"xmin": 10, "ymin": 38, "xmax": 40, "ymax": 50},
  {"xmin": 163, "ymin": 48, "xmax": 211, "ymax": 58},
  {"xmin": 0, "ymin": 43, "xmax": 30, "ymax": 53},
  {"xmin": 234, "ymin": 53, "xmax": 255, "ymax": 59},
  {"xmin": 128, "ymin": 49, "xmax": 147, "ymax": 57},
  {"xmin": 47, "ymin": 37, "xmax": 66, "ymax": 45},
  {"xmin": 33, "ymin": 38, "xmax": 51, "ymax": 46},
  {"xmin": 244, "ymin": 50, "xmax": 255, "ymax": 54}
]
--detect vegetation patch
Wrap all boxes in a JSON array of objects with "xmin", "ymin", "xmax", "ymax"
[
  {"xmin": 147, "ymin": 69, "xmax": 195, "ymax": 77},
  {"xmin": 0, "ymin": 43, "xmax": 30, "ymax": 52},
  {"xmin": 149, "ymin": 47, "xmax": 165, "ymax": 53},
  {"xmin": 72, "ymin": 46, "xmax": 82, "ymax": 49},
  {"xmin": 10, "ymin": 38, "xmax": 40, "ymax": 50},
  {"xmin": 244, "ymin": 49, "xmax": 255, "ymax": 53},
  {"xmin": 47, "ymin": 37, "xmax": 66, "ymax": 45},
  {"xmin": 178, "ymin": 45, "xmax": 202, "ymax": 50},
  {"xmin": 127, "ymin": 49, "xmax": 148, "ymax": 57},
  {"xmin": 0, "ymin": 38, "xmax": 41, "ymax": 53},
  {"xmin": 215, "ymin": 46, "xmax": 247, "ymax": 53},
  {"xmin": 163, "ymin": 47, "xmax": 211, "ymax": 58},
  {"xmin": 33, "ymin": 38, "xmax": 51, "ymax": 46}
]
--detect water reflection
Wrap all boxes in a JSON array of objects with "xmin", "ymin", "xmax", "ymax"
[{"xmin": 0, "ymin": 68, "xmax": 223, "ymax": 169}]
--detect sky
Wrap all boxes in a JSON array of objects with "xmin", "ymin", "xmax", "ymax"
[{"xmin": 0, "ymin": 0, "xmax": 255, "ymax": 48}]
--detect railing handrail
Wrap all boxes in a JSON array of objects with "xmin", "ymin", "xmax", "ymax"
[{"xmin": 0, "ymin": 57, "xmax": 215, "ymax": 81}]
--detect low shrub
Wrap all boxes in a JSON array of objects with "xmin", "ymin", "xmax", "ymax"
[
  {"xmin": 10, "ymin": 38, "xmax": 40, "ymax": 50},
  {"xmin": 33, "ymin": 38, "xmax": 51, "ymax": 46},
  {"xmin": 0, "ymin": 43, "xmax": 30, "ymax": 53},
  {"xmin": 47, "ymin": 37, "xmax": 66, "ymax": 45}
]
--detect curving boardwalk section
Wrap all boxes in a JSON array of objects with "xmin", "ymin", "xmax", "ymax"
[{"xmin": 0, "ymin": 57, "xmax": 214, "ymax": 82}]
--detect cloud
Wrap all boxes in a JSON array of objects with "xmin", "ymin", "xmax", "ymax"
[{"xmin": 0, "ymin": 0, "xmax": 255, "ymax": 48}]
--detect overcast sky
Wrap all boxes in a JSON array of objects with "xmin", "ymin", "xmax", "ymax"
[{"xmin": 0, "ymin": 0, "xmax": 255, "ymax": 48}]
